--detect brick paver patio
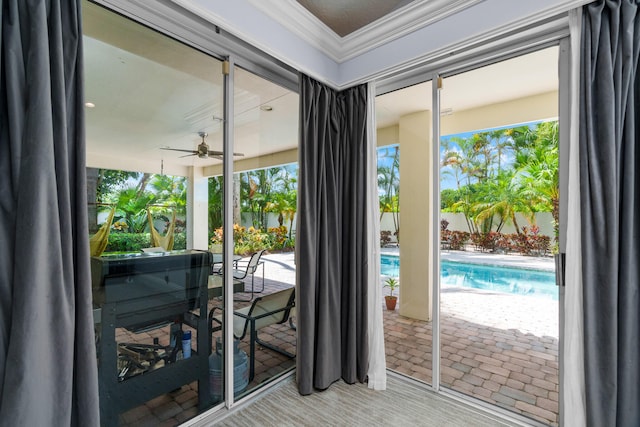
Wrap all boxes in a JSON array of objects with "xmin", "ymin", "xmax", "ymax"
[
  {"xmin": 115, "ymin": 275, "xmax": 296, "ymax": 426},
  {"xmin": 382, "ymin": 248, "xmax": 559, "ymax": 426},
  {"xmin": 384, "ymin": 306, "xmax": 558, "ymax": 425}
]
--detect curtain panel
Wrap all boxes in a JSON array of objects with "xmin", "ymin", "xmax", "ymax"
[
  {"xmin": 580, "ymin": 1, "xmax": 640, "ymax": 426},
  {"xmin": 563, "ymin": 8, "xmax": 586, "ymax": 426},
  {"xmin": 297, "ymin": 75, "xmax": 370, "ymax": 394},
  {"xmin": 0, "ymin": 1, "xmax": 100, "ymax": 425},
  {"xmin": 365, "ymin": 82, "xmax": 387, "ymax": 391}
]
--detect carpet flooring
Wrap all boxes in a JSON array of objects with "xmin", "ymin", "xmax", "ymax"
[{"xmin": 213, "ymin": 374, "xmax": 521, "ymax": 426}]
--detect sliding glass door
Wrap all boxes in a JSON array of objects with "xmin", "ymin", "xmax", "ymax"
[
  {"xmin": 438, "ymin": 47, "xmax": 560, "ymax": 425},
  {"xmin": 375, "ymin": 45, "xmax": 562, "ymax": 426},
  {"xmin": 376, "ymin": 81, "xmax": 434, "ymax": 385},
  {"xmin": 84, "ymin": 0, "xmax": 226, "ymax": 422},
  {"xmin": 84, "ymin": 1, "xmax": 300, "ymax": 423},
  {"xmin": 206, "ymin": 64, "xmax": 299, "ymax": 402}
]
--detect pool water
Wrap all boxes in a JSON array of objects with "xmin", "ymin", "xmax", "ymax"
[
  {"xmin": 380, "ymin": 254, "xmax": 401, "ymax": 277},
  {"xmin": 380, "ymin": 254, "xmax": 557, "ymax": 300}
]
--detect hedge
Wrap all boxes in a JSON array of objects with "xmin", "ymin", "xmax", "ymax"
[{"xmin": 103, "ymin": 232, "xmax": 186, "ymax": 253}]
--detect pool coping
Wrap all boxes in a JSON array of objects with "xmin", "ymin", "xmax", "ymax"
[{"xmin": 380, "ymin": 247, "xmax": 555, "ymax": 272}]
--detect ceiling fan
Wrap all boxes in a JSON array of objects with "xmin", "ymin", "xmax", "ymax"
[{"xmin": 161, "ymin": 132, "xmax": 244, "ymax": 160}]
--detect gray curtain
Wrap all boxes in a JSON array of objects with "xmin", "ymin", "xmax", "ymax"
[
  {"xmin": 297, "ymin": 74, "xmax": 369, "ymax": 394},
  {"xmin": 580, "ymin": 1, "xmax": 640, "ymax": 426},
  {"xmin": 0, "ymin": 1, "xmax": 100, "ymax": 425}
]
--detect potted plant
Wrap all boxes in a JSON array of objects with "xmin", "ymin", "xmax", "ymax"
[{"xmin": 384, "ymin": 277, "xmax": 399, "ymax": 310}]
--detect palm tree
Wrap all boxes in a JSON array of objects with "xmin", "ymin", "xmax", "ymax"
[
  {"xmin": 474, "ymin": 170, "xmax": 534, "ymax": 234},
  {"xmin": 241, "ymin": 166, "xmax": 297, "ymax": 230},
  {"xmin": 266, "ymin": 190, "xmax": 297, "ymax": 239},
  {"xmin": 451, "ymin": 184, "xmax": 481, "ymax": 234},
  {"xmin": 208, "ymin": 176, "xmax": 223, "ymax": 234},
  {"xmin": 377, "ymin": 145, "xmax": 400, "ymax": 236},
  {"xmin": 516, "ymin": 121, "xmax": 559, "ymax": 242},
  {"xmin": 148, "ymin": 174, "xmax": 186, "ymax": 214},
  {"xmin": 442, "ymin": 122, "xmax": 558, "ymax": 237},
  {"xmin": 442, "ymin": 136, "xmax": 488, "ymax": 232}
]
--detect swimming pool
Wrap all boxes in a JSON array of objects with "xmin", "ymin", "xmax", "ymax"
[{"xmin": 380, "ymin": 254, "xmax": 557, "ymax": 300}]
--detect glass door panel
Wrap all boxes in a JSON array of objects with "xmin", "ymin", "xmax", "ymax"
[
  {"xmin": 375, "ymin": 80, "xmax": 434, "ymax": 385},
  {"xmin": 438, "ymin": 47, "xmax": 560, "ymax": 425},
  {"xmin": 83, "ymin": 1, "xmax": 225, "ymax": 423},
  {"xmin": 230, "ymin": 65, "xmax": 299, "ymax": 399}
]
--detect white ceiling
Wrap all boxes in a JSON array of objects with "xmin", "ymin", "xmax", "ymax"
[
  {"xmin": 83, "ymin": 1, "xmax": 299, "ymax": 174},
  {"xmin": 376, "ymin": 47, "xmax": 559, "ymax": 129},
  {"xmin": 83, "ymin": 1, "xmax": 560, "ymax": 175}
]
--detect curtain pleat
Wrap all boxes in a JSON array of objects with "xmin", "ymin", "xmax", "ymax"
[
  {"xmin": 580, "ymin": 1, "xmax": 640, "ymax": 426},
  {"xmin": 297, "ymin": 75, "xmax": 369, "ymax": 394},
  {"xmin": 0, "ymin": 1, "xmax": 100, "ymax": 425},
  {"xmin": 365, "ymin": 82, "xmax": 386, "ymax": 390},
  {"xmin": 563, "ymin": 8, "xmax": 586, "ymax": 427}
]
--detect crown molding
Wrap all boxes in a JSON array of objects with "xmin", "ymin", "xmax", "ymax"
[
  {"xmin": 359, "ymin": 0, "xmax": 593, "ymax": 92},
  {"xmin": 249, "ymin": 0, "xmax": 484, "ymax": 63}
]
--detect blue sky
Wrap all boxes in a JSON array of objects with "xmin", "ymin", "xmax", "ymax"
[{"xmin": 377, "ymin": 120, "xmax": 543, "ymax": 192}]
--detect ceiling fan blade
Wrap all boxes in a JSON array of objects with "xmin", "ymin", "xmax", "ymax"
[
  {"xmin": 207, "ymin": 150, "xmax": 245, "ymax": 157},
  {"xmin": 179, "ymin": 153, "xmax": 197, "ymax": 158},
  {"xmin": 161, "ymin": 147, "xmax": 197, "ymax": 154}
]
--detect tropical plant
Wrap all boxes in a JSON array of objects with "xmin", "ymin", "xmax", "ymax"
[
  {"xmin": 266, "ymin": 189, "xmax": 297, "ymax": 240},
  {"xmin": 241, "ymin": 166, "xmax": 296, "ymax": 230},
  {"xmin": 516, "ymin": 121, "xmax": 559, "ymax": 247},
  {"xmin": 90, "ymin": 168, "xmax": 190, "ymax": 253},
  {"xmin": 209, "ymin": 223, "xmax": 294, "ymax": 255},
  {"xmin": 87, "ymin": 168, "xmax": 141, "ymax": 232},
  {"xmin": 113, "ymin": 186, "xmax": 155, "ymax": 233},
  {"xmin": 450, "ymin": 185, "xmax": 481, "ymax": 234},
  {"xmin": 441, "ymin": 219, "xmax": 470, "ymax": 250},
  {"xmin": 440, "ymin": 121, "xmax": 558, "ymax": 243},
  {"xmin": 378, "ymin": 145, "xmax": 400, "ymax": 237},
  {"xmin": 473, "ymin": 170, "xmax": 534, "ymax": 234},
  {"xmin": 384, "ymin": 277, "xmax": 399, "ymax": 297},
  {"xmin": 148, "ymin": 174, "xmax": 187, "ymax": 215},
  {"xmin": 380, "ymin": 230, "xmax": 392, "ymax": 246},
  {"xmin": 208, "ymin": 175, "xmax": 223, "ymax": 237}
]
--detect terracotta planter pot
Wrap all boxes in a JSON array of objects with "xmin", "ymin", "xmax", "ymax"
[{"xmin": 385, "ymin": 296, "xmax": 397, "ymax": 311}]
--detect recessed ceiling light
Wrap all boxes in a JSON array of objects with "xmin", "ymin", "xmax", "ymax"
[
  {"xmin": 260, "ymin": 105, "xmax": 273, "ymax": 112},
  {"xmin": 85, "ymin": 102, "xmax": 95, "ymax": 108}
]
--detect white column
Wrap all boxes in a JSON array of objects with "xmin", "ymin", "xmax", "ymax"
[
  {"xmin": 186, "ymin": 166, "xmax": 209, "ymax": 250},
  {"xmin": 398, "ymin": 110, "xmax": 432, "ymax": 321}
]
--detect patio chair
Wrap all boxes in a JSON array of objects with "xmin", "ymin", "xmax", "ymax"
[
  {"xmin": 222, "ymin": 250, "xmax": 265, "ymax": 301},
  {"xmin": 209, "ymin": 287, "xmax": 296, "ymax": 382}
]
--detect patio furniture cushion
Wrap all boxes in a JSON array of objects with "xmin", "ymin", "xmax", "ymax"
[
  {"xmin": 231, "ymin": 287, "xmax": 294, "ymax": 338},
  {"xmin": 209, "ymin": 287, "xmax": 296, "ymax": 382}
]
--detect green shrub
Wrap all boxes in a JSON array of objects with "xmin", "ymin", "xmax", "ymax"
[
  {"xmin": 105, "ymin": 233, "xmax": 150, "ymax": 252},
  {"xmin": 469, "ymin": 228, "xmax": 550, "ymax": 256},
  {"xmin": 440, "ymin": 220, "xmax": 469, "ymax": 250},
  {"xmin": 103, "ymin": 232, "xmax": 186, "ymax": 253},
  {"xmin": 442, "ymin": 230, "xmax": 470, "ymax": 250},
  {"xmin": 210, "ymin": 224, "xmax": 294, "ymax": 256},
  {"xmin": 173, "ymin": 232, "xmax": 186, "ymax": 250}
]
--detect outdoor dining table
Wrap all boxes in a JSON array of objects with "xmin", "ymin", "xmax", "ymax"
[
  {"xmin": 210, "ymin": 253, "xmax": 242, "ymax": 269},
  {"xmin": 207, "ymin": 274, "xmax": 245, "ymax": 299}
]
